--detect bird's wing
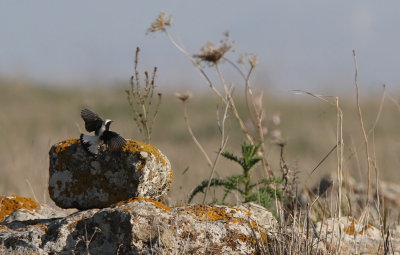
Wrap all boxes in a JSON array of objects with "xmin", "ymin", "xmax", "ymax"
[
  {"xmin": 80, "ymin": 134, "xmax": 100, "ymax": 154},
  {"xmin": 81, "ymin": 109, "xmax": 103, "ymax": 132},
  {"xmin": 102, "ymin": 131, "xmax": 126, "ymax": 152}
]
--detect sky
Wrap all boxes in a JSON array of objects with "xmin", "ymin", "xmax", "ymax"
[{"xmin": 1, "ymin": 1, "xmax": 399, "ymax": 94}]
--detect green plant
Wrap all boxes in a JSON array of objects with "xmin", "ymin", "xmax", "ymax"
[{"xmin": 189, "ymin": 142, "xmax": 283, "ymax": 209}]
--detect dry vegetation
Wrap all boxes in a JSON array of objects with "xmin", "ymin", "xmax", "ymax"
[
  {"xmin": 1, "ymin": 78, "xmax": 399, "ymax": 205},
  {"xmin": 1, "ymin": 12, "xmax": 400, "ymax": 254}
]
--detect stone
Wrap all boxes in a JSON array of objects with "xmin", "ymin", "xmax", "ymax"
[
  {"xmin": 48, "ymin": 139, "xmax": 172, "ymax": 210},
  {"xmin": 313, "ymin": 216, "xmax": 400, "ymax": 254},
  {"xmin": 0, "ymin": 195, "xmax": 40, "ymax": 222},
  {"xmin": 0, "ymin": 197, "xmax": 277, "ymax": 254}
]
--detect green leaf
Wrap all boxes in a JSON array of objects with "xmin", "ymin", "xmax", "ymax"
[
  {"xmin": 221, "ymin": 151, "xmax": 240, "ymax": 163},
  {"xmin": 189, "ymin": 178, "xmax": 228, "ymax": 202}
]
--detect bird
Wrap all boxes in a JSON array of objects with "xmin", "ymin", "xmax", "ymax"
[{"xmin": 79, "ymin": 108, "xmax": 126, "ymax": 154}]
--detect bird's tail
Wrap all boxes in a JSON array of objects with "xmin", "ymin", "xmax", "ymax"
[{"xmin": 80, "ymin": 134, "xmax": 100, "ymax": 154}]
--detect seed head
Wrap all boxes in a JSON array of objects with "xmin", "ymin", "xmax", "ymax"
[
  {"xmin": 147, "ymin": 12, "xmax": 172, "ymax": 33},
  {"xmin": 175, "ymin": 92, "xmax": 193, "ymax": 102},
  {"xmin": 194, "ymin": 33, "xmax": 233, "ymax": 65},
  {"xmin": 248, "ymin": 55, "xmax": 258, "ymax": 68}
]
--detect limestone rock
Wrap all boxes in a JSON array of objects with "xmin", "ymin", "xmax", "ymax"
[
  {"xmin": 48, "ymin": 139, "xmax": 172, "ymax": 209},
  {"xmin": 0, "ymin": 195, "xmax": 40, "ymax": 222},
  {"xmin": 314, "ymin": 216, "xmax": 400, "ymax": 254},
  {"xmin": 0, "ymin": 198, "xmax": 276, "ymax": 254}
]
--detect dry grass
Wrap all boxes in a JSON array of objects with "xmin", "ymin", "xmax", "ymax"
[
  {"xmin": 1, "ymin": 12, "xmax": 400, "ymax": 254},
  {"xmin": 0, "ymin": 80, "xmax": 399, "ymax": 207},
  {"xmin": 1, "ymin": 76, "xmax": 400, "ymax": 253}
]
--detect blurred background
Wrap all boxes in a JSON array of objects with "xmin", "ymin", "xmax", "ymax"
[{"xmin": 0, "ymin": 1, "xmax": 399, "ymax": 205}]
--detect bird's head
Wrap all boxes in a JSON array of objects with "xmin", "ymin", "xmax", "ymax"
[{"xmin": 105, "ymin": 119, "xmax": 113, "ymax": 130}]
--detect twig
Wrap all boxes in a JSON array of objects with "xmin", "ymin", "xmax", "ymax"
[
  {"xmin": 164, "ymin": 30, "xmax": 226, "ymax": 101},
  {"xmin": 310, "ymin": 144, "xmax": 337, "ymax": 175},
  {"xmin": 336, "ymin": 97, "xmax": 343, "ymax": 218},
  {"xmin": 352, "ymin": 50, "xmax": 371, "ymax": 215},
  {"xmin": 202, "ymin": 94, "xmax": 230, "ymax": 204},
  {"xmin": 182, "ymin": 100, "xmax": 213, "ymax": 168}
]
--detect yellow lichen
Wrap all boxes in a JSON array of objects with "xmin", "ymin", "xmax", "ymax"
[
  {"xmin": 0, "ymin": 195, "xmax": 40, "ymax": 222},
  {"xmin": 123, "ymin": 140, "xmax": 168, "ymax": 167},
  {"xmin": 115, "ymin": 197, "xmax": 171, "ymax": 212},
  {"xmin": 179, "ymin": 204, "xmax": 237, "ymax": 222},
  {"xmin": 168, "ymin": 170, "xmax": 174, "ymax": 185},
  {"xmin": 177, "ymin": 204, "xmax": 268, "ymax": 246},
  {"xmin": 50, "ymin": 138, "xmax": 172, "ymax": 208},
  {"xmin": 344, "ymin": 220, "xmax": 355, "ymax": 235},
  {"xmin": 54, "ymin": 139, "xmax": 80, "ymax": 153},
  {"xmin": 343, "ymin": 217, "xmax": 372, "ymax": 236}
]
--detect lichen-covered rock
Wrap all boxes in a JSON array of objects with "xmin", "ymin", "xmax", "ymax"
[
  {"xmin": 0, "ymin": 195, "xmax": 40, "ymax": 222},
  {"xmin": 48, "ymin": 138, "xmax": 172, "ymax": 209},
  {"xmin": 0, "ymin": 198, "xmax": 276, "ymax": 254},
  {"xmin": 313, "ymin": 216, "xmax": 400, "ymax": 254}
]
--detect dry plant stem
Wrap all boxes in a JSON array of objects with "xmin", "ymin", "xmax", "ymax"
[
  {"xmin": 345, "ymin": 85, "xmax": 386, "ymax": 172},
  {"xmin": 369, "ymin": 84, "xmax": 386, "ymax": 217},
  {"xmin": 128, "ymin": 48, "xmax": 161, "ymax": 143},
  {"xmin": 203, "ymin": 97, "xmax": 230, "ymax": 204},
  {"xmin": 163, "ymin": 30, "xmax": 225, "ymax": 100},
  {"xmin": 388, "ymin": 93, "xmax": 400, "ymax": 112},
  {"xmin": 164, "ymin": 27, "xmax": 273, "ymax": 177},
  {"xmin": 223, "ymin": 57, "xmax": 272, "ymax": 176},
  {"xmin": 182, "ymin": 101, "xmax": 213, "ymax": 167},
  {"xmin": 165, "ymin": 29, "xmax": 257, "ymax": 147},
  {"xmin": 25, "ymin": 179, "xmax": 38, "ymax": 203},
  {"xmin": 222, "ymin": 57, "xmax": 258, "ymax": 125},
  {"xmin": 353, "ymin": 50, "xmax": 371, "ymax": 212},
  {"xmin": 215, "ymin": 64, "xmax": 254, "ymax": 144},
  {"xmin": 292, "ymin": 90, "xmax": 345, "ymax": 217},
  {"xmin": 336, "ymin": 97, "xmax": 344, "ymax": 218},
  {"xmin": 310, "ymin": 144, "xmax": 337, "ymax": 175}
]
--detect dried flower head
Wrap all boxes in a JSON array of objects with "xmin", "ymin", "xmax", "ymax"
[
  {"xmin": 272, "ymin": 112, "xmax": 281, "ymax": 126},
  {"xmin": 271, "ymin": 129, "xmax": 281, "ymax": 140},
  {"xmin": 175, "ymin": 91, "xmax": 193, "ymax": 102},
  {"xmin": 247, "ymin": 54, "xmax": 258, "ymax": 68},
  {"xmin": 194, "ymin": 34, "xmax": 233, "ymax": 65},
  {"xmin": 238, "ymin": 55, "xmax": 245, "ymax": 65},
  {"xmin": 147, "ymin": 12, "xmax": 172, "ymax": 33}
]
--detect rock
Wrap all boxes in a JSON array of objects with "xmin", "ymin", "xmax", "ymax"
[
  {"xmin": 48, "ymin": 138, "xmax": 172, "ymax": 210},
  {"xmin": 298, "ymin": 175, "xmax": 400, "ymax": 226},
  {"xmin": 242, "ymin": 202, "xmax": 277, "ymax": 232},
  {"xmin": 0, "ymin": 195, "xmax": 40, "ymax": 222},
  {"xmin": 314, "ymin": 216, "xmax": 400, "ymax": 254},
  {"xmin": 0, "ymin": 197, "xmax": 277, "ymax": 254},
  {"xmin": 2, "ymin": 204, "xmax": 74, "ymax": 226}
]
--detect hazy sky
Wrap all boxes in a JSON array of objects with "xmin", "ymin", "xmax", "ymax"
[{"xmin": 1, "ymin": 1, "xmax": 399, "ymax": 93}]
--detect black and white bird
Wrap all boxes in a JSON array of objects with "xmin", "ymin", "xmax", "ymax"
[{"xmin": 80, "ymin": 109, "xmax": 126, "ymax": 154}]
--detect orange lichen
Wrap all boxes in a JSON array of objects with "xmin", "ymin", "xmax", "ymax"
[
  {"xmin": 37, "ymin": 223, "xmax": 49, "ymax": 233},
  {"xmin": 344, "ymin": 220, "xmax": 355, "ymax": 235},
  {"xmin": 54, "ymin": 139, "xmax": 80, "ymax": 153},
  {"xmin": 50, "ymin": 138, "xmax": 171, "ymax": 209},
  {"xmin": 168, "ymin": 169, "xmax": 174, "ymax": 184},
  {"xmin": 0, "ymin": 195, "xmax": 40, "ymax": 222},
  {"xmin": 177, "ymin": 204, "xmax": 268, "ymax": 246},
  {"xmin": 179, "ymin": 204, "xmax": 242, "ymax": 222},
  {"xmin": 359, "ymin": 224, "xmax": 373, "ymax": 235},
  {"xmin": 123, "ymin": 140, "xmax": 168, "ymax": 167},
  {"xmin": 343, "ymin": 217, "xmax": 372, "ymax": 236},
  {"xmin": 53, "ymin": 139, "xmax": 80, "ymax": 172},
  {"xmin": 115, "ymin": 197, "xmax": 171, "ymax": 212}
]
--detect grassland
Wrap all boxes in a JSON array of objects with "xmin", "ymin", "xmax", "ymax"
[{"xmin": 0, "ymin": 78, "xmax": 399, "ymax": 208}]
